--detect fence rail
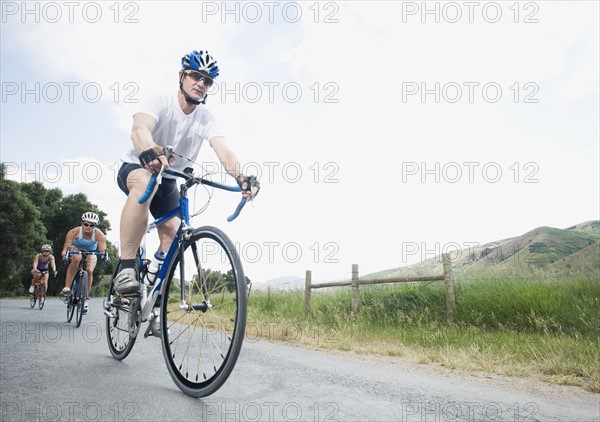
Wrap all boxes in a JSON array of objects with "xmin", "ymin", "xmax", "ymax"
[{"xmin": 304, "ymin": 253, "xmax": 456, "ymax": 322}]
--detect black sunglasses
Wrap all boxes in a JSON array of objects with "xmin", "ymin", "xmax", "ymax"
[
  {"xmin": 82, "ymin": 222, "xmax": 96, "ymax": 228},
  {"xmin": 184, "ymin": 70, "xmax": 214, "ymax": 87}
]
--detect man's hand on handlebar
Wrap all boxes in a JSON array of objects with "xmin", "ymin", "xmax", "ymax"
[
  {"xmin": 139, "ymin": 146, "xmax": 174, "ymax": 173},
  {"xmin": 236, "ymin": 174, "xmax": 260, "ymax": 201}
]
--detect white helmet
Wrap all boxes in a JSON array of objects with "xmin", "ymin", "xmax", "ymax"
[
  {"xmin": 41, "ymin": 244, "xmax": 52, "ymax": 252},
  {"xmin": 81, "ymin": 212, "xmax": 99, "ymax": 224}
]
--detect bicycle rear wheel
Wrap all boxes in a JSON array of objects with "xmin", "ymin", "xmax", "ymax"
[
  {"xmin": 66, "ymin": 278, "xmax": 77, "ymax": 322},
  {"xmin": 76, "ymin": 273, "xmax": 87, "ymax": 327},
  {"xmin": 38, "ymin": 284, "xmax": 45, "ymax": 310},
  {"xmin": 105, "ymin": 261, "xmax": 138, "ymax": 360},
  {"xmin": 161, "ymin": 226, "xmax": 247, "ymax": 397}
]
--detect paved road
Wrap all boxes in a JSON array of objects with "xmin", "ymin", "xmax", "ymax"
[{"xmin": 1, "ymin": 298, "xmax": 598, "ymax": 422}]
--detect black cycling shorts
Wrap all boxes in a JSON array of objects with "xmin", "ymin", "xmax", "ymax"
[{"xmin": 117, "ymin": 163, "xmax": 179, "ymax": 218}]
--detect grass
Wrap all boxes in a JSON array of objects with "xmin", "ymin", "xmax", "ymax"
[{"xmin": 246, "ymin": 273, "xmax": 600, "ymax": 393}]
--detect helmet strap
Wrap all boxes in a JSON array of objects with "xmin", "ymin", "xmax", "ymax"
[{"xmin": 179, "ymin": 73, "xmax": 206, "ymax": 105}]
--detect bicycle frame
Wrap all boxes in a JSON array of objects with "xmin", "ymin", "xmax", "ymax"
[
  {"xmin": 71, "ymin": 254, "xmax": 86, "ymax": 293},
  {"xmin": 66, "ymin": 250, "xmax": 105, "ymax": 301},
  {"xmin": 33, "ymin": 271, "xmax": 48, "ymax": 288},
  {"xmin": 72, "ymin": 269, "xmax": 82, "ymax": 296},
  {"xmin": 30, "ymin": 271, "xmax": 48, "ymax": 309},
  {"xmin": 137, "ymin": 168, "xmax": 243, "ymax": 323},
  {"xmin": 137, "ymin": 208, "xmax": 182, "ymax": 323}
]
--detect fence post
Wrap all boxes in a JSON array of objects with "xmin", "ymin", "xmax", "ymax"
[
  {"xmin": 305, "ymin": 270, "xmax": 312, "ymax": 314},
  {"xmin": 442, "ymin": 253, "xmax": 456, "ymax": 323},
  {"xmin": 351, "ymin": 264, "xmax": 359, "ymax": 312}
]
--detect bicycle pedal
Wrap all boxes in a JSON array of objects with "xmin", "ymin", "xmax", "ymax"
[
  {"xmin": 143, "ymin": 324, "xmax": 152, "ymax": 338},
  {"xmin": 143, "ymin": 320, "xmax": 162, "ymax": 339}
]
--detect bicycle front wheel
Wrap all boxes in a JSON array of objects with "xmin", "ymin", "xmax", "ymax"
[
  {"xmin": 161, "ymin": 226, "xmax": 247, "ymax": 397},
  {"xmin": 38, "ymin": 285, "xmax": 45, "ymax": 310},
  {"xmin": 29, "ymin": 287, "xmax": 36, "ymax": 308},
  {"xmin": 76, "ymin": 273, "xmax": 87, "ymax": 327}
]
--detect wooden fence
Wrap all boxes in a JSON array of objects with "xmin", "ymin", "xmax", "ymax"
[{"xmin": 304, "ymin": 253, "xmax": 456, "ymax": 322}]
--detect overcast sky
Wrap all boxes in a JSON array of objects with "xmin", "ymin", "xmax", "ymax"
[{"xmin": 1, "ymin": 1, "xmax": 598, "ymax": 283}]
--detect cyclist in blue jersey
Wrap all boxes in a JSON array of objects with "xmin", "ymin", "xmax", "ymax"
[
  {"xmin": 59, "ymin": 212, "xmax": 107, "ymax": 313},
  {"xmin": 29, "ymin": 244, "xmax": 57, "ymax": 296},
  {"xmin": 113, "ymin": 49, "xmax": 260, "ymax": 295}
]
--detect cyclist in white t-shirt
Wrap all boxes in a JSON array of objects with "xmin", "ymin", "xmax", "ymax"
[{"xmin": 114, "ymin": 50, "xmax": 260, "ymax": 295}]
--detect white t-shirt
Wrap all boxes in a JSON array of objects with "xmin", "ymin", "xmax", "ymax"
[{"xmin": 120, "ymin": 90, "xmax": 223, "ymax": 173}]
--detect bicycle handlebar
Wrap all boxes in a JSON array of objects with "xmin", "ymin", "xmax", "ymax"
[
  {"xmin": 139, "ymin": 172, "xmax": 159, "ymax": 205},
  {"xmin": 66, "ymin": 250, "xmax": 108, "ymax": 266},
  {"xmin": 67, "ymin": 251, "xmax": 106, "ymax": 256},
  {"xmin": 227, "ymin": 196, "xmax": 247, "ymax": 222},
  {"xmin": 137, "ymin": 168, "xmax": 246, "ymax": 222},
  {"xmin": 199, "ymin": 178, "xmax": 247, "ymax": 221}
]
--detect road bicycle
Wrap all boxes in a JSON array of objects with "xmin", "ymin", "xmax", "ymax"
[
  {"xmin": 29, "ymin": 271, "xmax": 48, "ymax": 310},
  {"xmin": 63, "ymin": 249, "xmax": 106, "ymax": 328},
  {"xmin": 104, "ymin": 153, "xmax": 249, "ymax": 397}
]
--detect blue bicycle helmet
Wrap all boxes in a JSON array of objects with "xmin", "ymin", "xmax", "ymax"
[{"xmin": 181, "ymin": 50, "xmax": 220, "ymax": 78}]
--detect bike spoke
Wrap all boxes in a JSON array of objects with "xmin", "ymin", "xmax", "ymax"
[{"xmin": 161, "ymin": 227, "xmax": 247, "ymax": 397}]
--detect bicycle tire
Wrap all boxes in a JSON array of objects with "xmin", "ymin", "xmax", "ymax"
[
  {"xmin": 161, "ymin": 226, "xmax": 247, "ymax": 397},
  {"xmin": 66, "ymin": 277, "xmax": 77, "ymax": 322},
  {"xmin": 105, "ymin": 260, "xmax": 138, "ymax": 360},
  {"xmin": 29, "ymin": 286, "xmax": 36, "ymax": 308},
  {"xmin": 38, "ymin": 284, "xmax": 45, "ymax": 310},
  {"xmin": 76, "ymin": 272, "xmax": 87, "ymax": 328}
]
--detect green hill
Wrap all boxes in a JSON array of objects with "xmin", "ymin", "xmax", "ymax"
[
  {"xmin": 364, "ymin": 221, "xmax": 600, "ymax": 280},
  {"xmin": 466, "ymin": 221, "xmax": 599, "ymax": 267},
  {"xmin": 547, "ymin": 241, "xmax": 600, "ymax": 272}
]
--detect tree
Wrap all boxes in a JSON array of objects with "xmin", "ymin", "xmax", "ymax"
[
  {"xmin": 223, "ymin": 270, "xmax": 251, "ymax": 293},
  {"xmin": 18, "ymin": 181, "xmax": 47, "ymax": 208},
  {"xmin": 0, "ymin": 175, "xmax": 47, "ymax": 296},
  {"xmin": 0, "ymin": 163, "xmax": 118, "ymax": 296}
]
